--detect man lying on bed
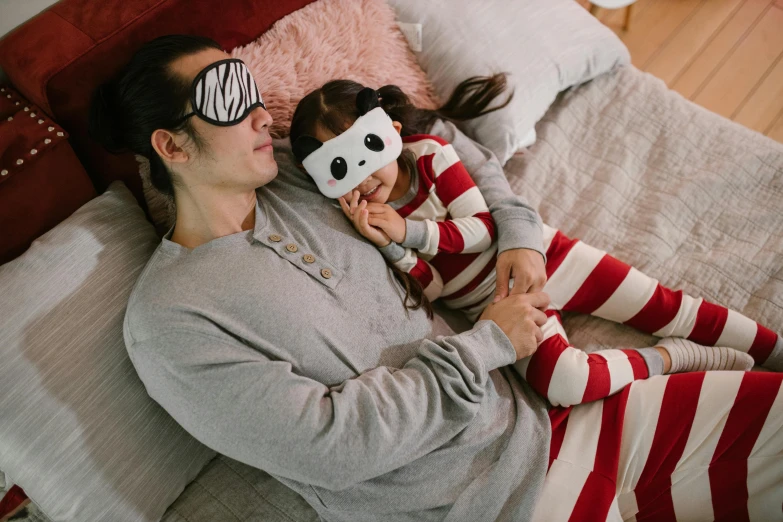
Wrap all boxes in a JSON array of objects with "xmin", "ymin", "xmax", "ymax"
[{"xmin": 90, "ymin": 35, "xmax": 783, "ymax": 521}]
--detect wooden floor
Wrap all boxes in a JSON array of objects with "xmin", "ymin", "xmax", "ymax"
[{"xmin": 579, "ymin": 0, "xmax": 783, "ymax": 144}]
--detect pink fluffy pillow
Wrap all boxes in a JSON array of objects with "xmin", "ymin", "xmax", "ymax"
[
  {"xmin": 140, "ymin": 0, "xmax": 439, "ymax": 229},
  {"xmin": 231, "ymin": 0, "xmax": 439, "ymax": 138}
]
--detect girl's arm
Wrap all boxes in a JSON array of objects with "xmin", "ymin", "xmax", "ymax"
[
  {"xmin": 428, "ymin": 120, "xmax": 545, "ymax": 261},
  {"xmin": 400, "ymin": 136, "xmax": 495, "ymax": 257},
  {"xmin": 379, "ymin": 242, "xmax": 444, "ymax": 301},
  {"xmin": 338, "ymin": 197, "xmax": 443, "ymax": 301}
]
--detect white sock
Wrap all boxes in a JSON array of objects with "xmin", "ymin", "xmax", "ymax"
[{"xmin": 656, "ymin": 337, "xmax": 754, "ymax": 373}]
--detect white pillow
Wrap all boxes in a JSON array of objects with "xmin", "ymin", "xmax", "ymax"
[
  {"xmin": 386, "ymin": 0, "xmax": 630, "ymax": 164},
  {"xmin": 0, "ymin": 182, "xmax": 216, "ymax": 521}
]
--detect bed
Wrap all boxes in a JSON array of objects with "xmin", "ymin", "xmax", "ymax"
[{"xmin": 1, "ymin": 0, "xmax": 781, "ymax": 521}]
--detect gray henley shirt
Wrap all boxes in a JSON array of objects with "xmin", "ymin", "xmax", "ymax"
[{"xmin": 124, "ymin": 120, "xmax": 551, "ymax": 522}]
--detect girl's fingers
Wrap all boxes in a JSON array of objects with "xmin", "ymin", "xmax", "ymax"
[
  {"xmin": 352, "ymin": 207, "xmax": 364, "ymax": 228},
  {"xmin": 359, "ymin": 209, "xmax": 373, "ymax": 234},
  {"xmin": 350, "ymin": 190, "xmax": 360, "ymax": 214},
  {"xmin": 338, "ymin": 197, "xmax": 351, "ymax": 218}
]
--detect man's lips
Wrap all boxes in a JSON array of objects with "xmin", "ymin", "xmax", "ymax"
[{"xmin": 254, "ymin": 139, "xmax": 273, "ymax": 152}]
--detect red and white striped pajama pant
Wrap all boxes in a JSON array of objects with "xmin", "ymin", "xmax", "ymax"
[
  {"xmin": 533, "ymin": 371, "xmax": 783, "ymax": 521},
  {"xmin": 513, "ymin": 224, "xmax": 781, "ymax": 408}
]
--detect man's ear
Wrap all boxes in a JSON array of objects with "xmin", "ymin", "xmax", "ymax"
[
  {"xmin": 292, "ymin": 135, "xmax": 323, "ymax": 163},
  {"xmin": 151, "ymin": 129, "xmax": 189, "ymax": 165},
  {"xmin": 392, "ymin": 121, "xmax": 403, "ymax": 135}
]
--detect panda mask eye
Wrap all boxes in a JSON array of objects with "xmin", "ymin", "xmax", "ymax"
[
  {"xmin": 330, "ymin": 157, "xmax": 348, "ymax": 180},
  {"xmin": 364, "ymin": 134, "xmax": 384, "ymax": 152}
]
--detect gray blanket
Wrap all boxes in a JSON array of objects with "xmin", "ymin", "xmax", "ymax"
[{"xmin": 6, "ymin": 64, "xmax": 781, "ymax": 522}]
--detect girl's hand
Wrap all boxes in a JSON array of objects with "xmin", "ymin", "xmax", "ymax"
[
  {"xmin": 364, "ymin": 202, "xmax": 407, "ymax": 244},
  {"xmin": 494, "ymin": 248, "xmax": 547, "ymax": 302},
  {"xmin": 338, "ymin": 196, "xmax": 391, "ymax": 247}
]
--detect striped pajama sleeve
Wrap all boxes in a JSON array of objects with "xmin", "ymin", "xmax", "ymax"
[
  {"xmin": 401, "ymin": 136, "xmax": 495, "ymax": 257},
  {"xmin": 386, "ymin": 245, "xmax": 444, "ymax": 302}
]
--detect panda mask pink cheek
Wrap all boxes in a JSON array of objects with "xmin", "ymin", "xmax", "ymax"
[
  {"xmin": 328, "ymin": 180, "xmax": 337, "ymax": 187},
  {"xmin": 384, "ymin": 136, "xmax": 393, "ymax": 147}
]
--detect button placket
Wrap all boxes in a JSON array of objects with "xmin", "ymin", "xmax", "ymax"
[{"xmin": 255, "ymin": 229, "xmax": 342, "ymax": 288}]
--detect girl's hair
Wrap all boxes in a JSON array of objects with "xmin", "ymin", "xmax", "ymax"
[
  {"xmin": 88, "ymin": 34, "xmax": 224, "ymax": 197},
  {"xmin": 289, "ymin": 74, "xmax": 513, "ymax": 318}
]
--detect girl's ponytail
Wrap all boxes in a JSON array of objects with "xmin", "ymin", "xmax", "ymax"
[{"xmin": 377, "ymin": 73, "xmax": 514, "ymax": 137}]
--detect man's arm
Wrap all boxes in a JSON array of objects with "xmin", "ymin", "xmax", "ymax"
[
  {"xmin": 429, "ymin": 119, "xmax": 545, "ymax": 262},
  {"xmin": 126, "ymin": 322, "xmax": 515, "ymax": 491}
]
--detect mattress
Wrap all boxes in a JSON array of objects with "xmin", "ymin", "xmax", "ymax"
[{"xmin": 5, "ymin": 63, "xmax": 781, "ymax": 522}]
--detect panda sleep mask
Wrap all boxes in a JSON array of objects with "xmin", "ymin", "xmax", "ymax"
[
  {"xmin": 292, "ymin": 88, "xmax": 403, "ymax": 199},
  {"xmin": 179, "ymin": 58, "xmax": 265, "ymax": 127}
]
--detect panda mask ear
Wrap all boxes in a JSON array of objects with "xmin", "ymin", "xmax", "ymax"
[
  {"xmin": 356, "ymin": 87, "xmax": 381, "ymax": 116},
  {"xmin": 292, "ymin": 135, "xmax": 324, "ymax": 163}
]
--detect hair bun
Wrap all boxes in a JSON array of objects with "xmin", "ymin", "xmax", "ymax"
[{"xmin": 88, "ymin": 83, "xmax": 126, "ymax": 153}]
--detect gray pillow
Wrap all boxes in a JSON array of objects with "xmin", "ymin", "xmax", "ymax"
[
  {"xmin": 0, "ymin": 182, "xmax": 216, "ymax": 521},
  {"xmin": 386, "ymin": 0, "xmax": 630, "ymax": 164}
]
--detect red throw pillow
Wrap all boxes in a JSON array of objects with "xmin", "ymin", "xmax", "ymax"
[{"xmin": 0, "ymin": 86, "xmax": 96, "ymax": 265}]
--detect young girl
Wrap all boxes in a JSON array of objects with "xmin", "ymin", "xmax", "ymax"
[{"xmin": 290, "ymin": 78, "xmax": 782, "ymax": 407}]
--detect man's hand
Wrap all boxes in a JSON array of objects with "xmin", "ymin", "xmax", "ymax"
[
  {"xmin": 494, "ymin": 248, "xmax": 547, "ymax": 302},
  {"xmin": 480, "ymin": 292, "xmax": 550, "ymax": 360}
]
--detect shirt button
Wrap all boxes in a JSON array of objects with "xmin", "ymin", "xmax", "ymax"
[
  {"xmin": 303, "ymin": 254, "xmax": 315, "ymax": 264},
  {"xmin": 268, "ymin": 234, "xmax": 282, "ymax": 242},
  {"xmin": 286, "ymin": 243, "xmax": 298, "ymax": 253},
  {"xmin": 320, "ymin": 268, "xmax": 332, "ymax": 279}
]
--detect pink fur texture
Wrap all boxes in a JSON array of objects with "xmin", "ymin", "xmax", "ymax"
[{"xmin": 231, "ymin": 0, "xmax": 439, "ymax": 138}]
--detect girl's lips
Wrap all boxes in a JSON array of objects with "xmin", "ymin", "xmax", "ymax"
[
  {"xmin": 255, "ymin": 144, "xmax": 273, "ymax": 152},
  {"xmin": 359, "ymin": 185, "xmax": 381, "ymax": 201}
]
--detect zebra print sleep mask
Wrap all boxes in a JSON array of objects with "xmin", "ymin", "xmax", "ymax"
[{"xmin": 179, "ymin": 58, "xmax": 265, "ymax": 127}]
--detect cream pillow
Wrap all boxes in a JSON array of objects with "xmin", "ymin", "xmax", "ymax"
[
  {"xmin": 386, "ymin": 0, "xmax": 630, "ymax": 164},
  {"xmin": 0, "ymin": 182, "xmax": 216, "ymax": 521}
]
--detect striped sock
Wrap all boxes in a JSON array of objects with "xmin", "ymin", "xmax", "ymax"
[{"xmin": 656, "ymin": 337, "xmax": 754, "ymax": 373}]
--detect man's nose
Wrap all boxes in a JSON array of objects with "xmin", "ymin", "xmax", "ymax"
[{"xmin": 251, "ymin": 105, "xmax": 273, "ymax": 129}]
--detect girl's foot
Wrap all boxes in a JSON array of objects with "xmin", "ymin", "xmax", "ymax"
[{"xmin": 655, "ymin": 337, "xmax": 754, "ymax": 373}]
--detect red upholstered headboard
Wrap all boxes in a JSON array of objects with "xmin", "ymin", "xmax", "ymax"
[{"xmin": 0, "ymin": 0, "xmax": 316, "ymax": 207}]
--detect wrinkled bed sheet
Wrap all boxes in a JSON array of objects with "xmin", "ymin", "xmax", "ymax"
[{"xmin": 509, "ymin": 64, "xmax": 782, "ymax": 354}]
